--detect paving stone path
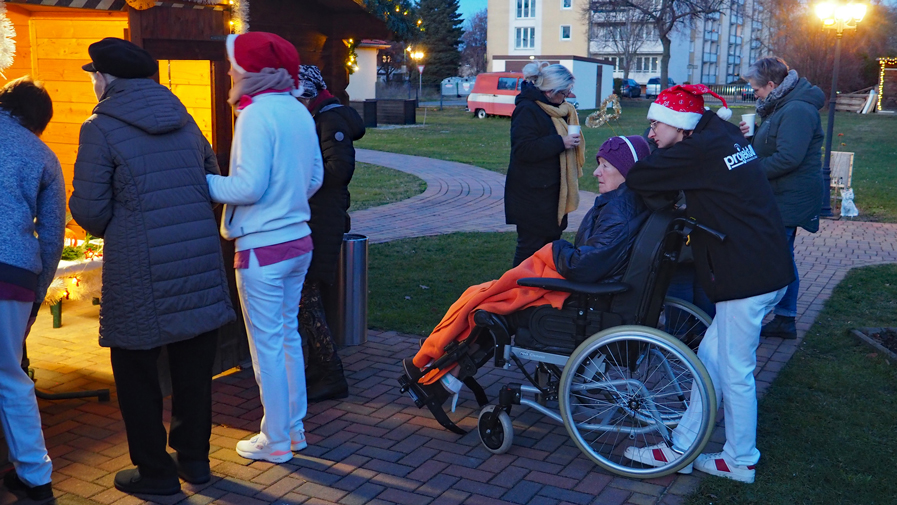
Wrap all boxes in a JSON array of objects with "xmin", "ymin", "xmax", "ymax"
[{"xmin": 14, "ymin": 151, "xmax": 897, "ymax": 505}]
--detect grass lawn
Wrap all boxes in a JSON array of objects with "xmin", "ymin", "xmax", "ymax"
[
  {"xmin": 687, "ymin": 264, "xmax": 897, "ymax": 505},
  {"xmin": 355, "ymin": 102, "xmax": 897, "ymax": 221},
  {"xmin": 348, "ymin": 162, "xmax": 426, "ymax": 212}
]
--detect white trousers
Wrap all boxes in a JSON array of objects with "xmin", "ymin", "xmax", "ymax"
[
  {"xmin": 672, "ymin": 287, "xmax": 786, "ymax": 466},
  {"xmin": 0, "ymin": 300, "xmax": 52, "ymax": 486},
  {"xmin": 235, "ymin": 252, "xmax": 311, "ymax": 452}
]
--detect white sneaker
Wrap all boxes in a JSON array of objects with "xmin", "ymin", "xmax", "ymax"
[
  {"xmin": 235, "ymin": 433, "xmax": 293, "ymax": 464},
  {"xmin": 290, "ymin": 433, "xmax": 307, "ymax": 452},
  {"xmin": 694, "ymin": 453, "xmax": 756, "ymax": 483},
  {"xmin": 623, "ymin": 442, "xmax": 693, "ymax": 474}
]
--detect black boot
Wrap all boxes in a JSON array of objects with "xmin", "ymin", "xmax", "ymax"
[
  {"xmin": 307, "ymin": 356, "xmax": 349, "ymax": 402},
  {"xmin": 760, "ymin": 315, "xmax": 797, "ymax": 339}
]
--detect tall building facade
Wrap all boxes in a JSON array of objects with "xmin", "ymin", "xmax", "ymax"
[{"xmin": 486, "ymin": 0, "xmax": 591, "ymax": 69}]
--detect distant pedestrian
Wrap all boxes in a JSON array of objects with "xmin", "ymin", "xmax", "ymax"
[
  {"xmin": 505, "ymin": 62, "xmax": 584, "ymax": 267},
  {"xmin": 207, "ymin": 32, "xmax": 323, "ymax": 464},
  {"xmin": 0, "ymin": 76, "xmax": 64, "ymax": 502},
  {"xmin": 70, "ymin": 38, "xmax": 236, "ymax": 495},
  {"xmin": 296, "ymin": 64, "xmax": 365, "ymax": 402},
  {"xmin": 740, "ymin": 57, "xmax": 825, "ymax": 340}
]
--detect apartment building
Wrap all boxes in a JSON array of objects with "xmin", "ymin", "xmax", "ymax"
[{"xmin": 486, "ymin": 0, "xmax": 591, "ymax": 65}]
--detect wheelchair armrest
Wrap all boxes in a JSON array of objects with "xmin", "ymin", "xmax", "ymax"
[{"xmin": 516, "ymin": 277, "xmax": 630, "ymax": 296}]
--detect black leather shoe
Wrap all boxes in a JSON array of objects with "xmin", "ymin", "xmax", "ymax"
[
  {"xmin": 761, "ymin": 315, "xmax": 797, "ymax": 340},
  {"xmin": 3, "ymin": 469, "xmax": 53, "ymax": 501},
  {"xmin": 114, "ymin": 468, "xmax": 180, "ymax": 496},
  {"xmin": 171, "ymin": 453, "xmax": 211, "ymax": 485},
  {"xmin": 307, "ymin": 358, "xmax": 349, "ymax": 403}
]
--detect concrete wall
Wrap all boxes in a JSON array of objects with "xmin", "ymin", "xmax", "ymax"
[{"xmin": 346, "ymin": 47, "xmax": 379, "ymax": 101}]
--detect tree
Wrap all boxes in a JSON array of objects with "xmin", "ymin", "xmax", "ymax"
[
  {"xmin": 364, "ymin": 0, "xmax": 423, "ymax": 83},
  {"xmin": 460, "ymin": 9, "xmax": 487, "ymax": 75},
  {"xmin": 417, "ymin": 0, "xmax": 464, "ymax": 85},
  {"xmin": 590, "ymin": 8, "xmax": 652, "ymax": 80},
  {"xmin": 588, "ymin": 0, "xmax": 726, "ymax": 90}
]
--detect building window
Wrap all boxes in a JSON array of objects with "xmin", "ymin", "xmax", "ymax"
[
  {"xmin": 560, "ymin": 25, "xmax": 571, "ymax": 40},
  {"xmin": 562, "ymin": 0, "xmax": 572, "ymax": 9},
  {"xmin": 516, "ymin": 27, "xmax": 536, "ymax": 49},
  {"xmin": 517, "ymin": 0, "xmax": 536, "ymax": 18}
]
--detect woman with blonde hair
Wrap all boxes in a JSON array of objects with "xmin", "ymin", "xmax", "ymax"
[{"xmin": 505, "ymin": 62, "xmax": 585, "ymax": 266}]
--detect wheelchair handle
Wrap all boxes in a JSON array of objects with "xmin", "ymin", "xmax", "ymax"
[{"xmin": 674, "ymin": 217, "xmax": 726, "ymax": 243}]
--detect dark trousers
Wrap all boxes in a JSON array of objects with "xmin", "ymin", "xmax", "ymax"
[
  {"xmin": 110, "ymin": 329, "xmax": 218, "ymax": 478},
  {"xmin": 513, "ymin": 225, "xmax": 562, "ymax": 267}
]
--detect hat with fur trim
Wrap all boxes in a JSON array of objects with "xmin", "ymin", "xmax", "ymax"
[
  {"xmin": 647, "ymin": 84, "xmax": 732, "ymax": 131},
  {"xmin": 226, "ymin": 32, "xmax": 300, "ymax": 88}
]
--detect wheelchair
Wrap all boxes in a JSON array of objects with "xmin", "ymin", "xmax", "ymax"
[{"xmin": 399, "ymin": 207, "xmax": 722, "ymax": 479}]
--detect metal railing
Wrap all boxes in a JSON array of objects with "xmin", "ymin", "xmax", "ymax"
[{"xmin": 703, "ymin": 83, "xmax": 756, "ymax": 103}]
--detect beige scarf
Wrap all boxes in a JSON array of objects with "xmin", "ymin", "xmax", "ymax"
[{"xmin": 536, "ymin": 101, "xmax": 585, "ymax": 225}]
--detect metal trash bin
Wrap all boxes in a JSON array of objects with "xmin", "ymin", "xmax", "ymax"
[{"xmin": 323, "ymin": 233, "xmax": 368, "ymax": 347}]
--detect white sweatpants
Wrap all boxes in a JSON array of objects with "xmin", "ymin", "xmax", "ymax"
[
  {"xmin": 236, "ymin": 251, "xmax": 311, "ymax": 452},
  {"xmin": 672, "ymin": 287, "xmax": 786, "ymax": 467},
  {"xmin": 0, "ymin": 300, "xmax": 52, "ymax": 486}
]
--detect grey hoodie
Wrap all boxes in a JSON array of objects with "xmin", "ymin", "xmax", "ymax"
[
  {"xmin": 70, "ymin": 78, "xmax": 235, "ymax": 350},
  {"xmin": 0, "ymin": 111, "xmax": 66, "ymax": 306}
]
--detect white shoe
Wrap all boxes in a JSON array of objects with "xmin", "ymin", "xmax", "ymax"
[
  {"xmin": 235, "ymin": 433, "xmax": 293, "ymax": 464},
  {"xmin": 290, "ymin": 433, "xmax": 307, "ymax": 452},
  {"xmin": 694, "ymin": 453, "xmax": 756, "ymax": 484},
  {"xmin": 623, "ymin": 442, "xmax": 693, "ymax": 474}
]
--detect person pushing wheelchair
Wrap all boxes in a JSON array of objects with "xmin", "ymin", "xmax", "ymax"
[{"xmin": 624, "ymin": 84, "xmax": 794, "ymax": 484}]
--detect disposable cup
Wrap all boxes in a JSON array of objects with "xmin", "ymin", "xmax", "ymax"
[
  {"xmin": 742, "ymin": 114, "xmax": 756, "ymax": 136},
  {"xmin": 568, "ymin": 125, "xmax": 581, "ymax": 136}
]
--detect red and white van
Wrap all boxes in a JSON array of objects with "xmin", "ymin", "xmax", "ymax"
[{"xmin": 467, "ymin": 72, "xmax": 524, "ymax": 119}]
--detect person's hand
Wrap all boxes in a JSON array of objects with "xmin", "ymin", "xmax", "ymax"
[
  {"xmin": 563, "ymin": 133, "xmax": 581, "ymax": 149},
  {"xmin": 739, "ymin": 120, "xmax": 751, "ymax": 137}
]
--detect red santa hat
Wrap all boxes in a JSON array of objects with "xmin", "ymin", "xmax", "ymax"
[
  {"xmin": 647, "ymin": 84, "xmax": 732, "ymax": 131},
  {"xmin": 226, "ymin": 32, "xmax": 300, "ymax": 88}
]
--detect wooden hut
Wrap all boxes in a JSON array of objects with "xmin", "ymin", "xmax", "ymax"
[{"xmin": 0, "ymin": 0, "xmax": 388, "ymax": 373}]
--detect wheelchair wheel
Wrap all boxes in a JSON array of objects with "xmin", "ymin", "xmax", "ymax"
[
  {"xmin": 478, "ymin": 405, "xmax": 513, "ymax": 454},
  {"xmin": 558, "ymin": 325, "xmax": 716, "ymax": 479},
  {"xmin": 659, "ymin": 297, "xmax": 712, "ymax": 351}
]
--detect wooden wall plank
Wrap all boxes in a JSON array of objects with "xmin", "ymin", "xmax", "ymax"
[
  {"xmin": 33, "ymin": 19, "xmax": 128, "ymax": 40},
  {"xmin": 34, "ymin": 59, "xmax": 92, "ymax": 82},
  {"xmin": 41, "ymin": 121, "xmax": 82, "ymax": 145},
  {"xmin": 35, "ymin": 38, "xmax": 95, "ymax": 60},
  {"xmin": 41, "ymin": 80, "xmax": 96, "ymax": 104},
  {"xmin": 51, "ymin": 102, "xmax": 97, "ymax": 124}
]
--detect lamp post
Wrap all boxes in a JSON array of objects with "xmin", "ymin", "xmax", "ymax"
[
  {"xmin": 816, "ymin": 1, "xmax": 866, "ymax": 217},
  {"xmin": 411, "ymin": 50, "xmax": 424, "ymax": 100}
]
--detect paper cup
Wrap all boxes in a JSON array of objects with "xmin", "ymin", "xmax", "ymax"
[
  {"xmin": 568, "ymin": 125, "xmax": 581, "ymax": 136},
  {"xmin": 742, "ymin": 114, "xmax": 756, "ymax": 136}
]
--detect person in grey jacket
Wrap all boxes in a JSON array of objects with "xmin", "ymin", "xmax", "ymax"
[
  {"xmin": 740, "ymin": 58, "xmax": 825, "ymax": 339},
  {"xmin": 69, "ymin": 38, "xmax": 236, "ymax": 496},
  {"xmin": 0, "ymin": 76, "xmax": 64, "ymax": 502}
]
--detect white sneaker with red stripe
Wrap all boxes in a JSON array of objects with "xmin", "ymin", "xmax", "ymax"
[
  {"xmin": 694, "ymin": 452, "xmax": 756, "ymax": 483},
  {"xmin": 290, "ymin": 432, "xmax": 307, "ymax": 452},
  {"xmin": 623, "ymin": 442, "xmax": 693, "ymax": 474},
  {"xmin": 236, "ymin": 433, "xmax": 294, "ymax": 464}
]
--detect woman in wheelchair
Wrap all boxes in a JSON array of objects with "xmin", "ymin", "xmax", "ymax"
[{"xmin": 398, "ymin": 136, "xmax": 724, "ymax": 479}]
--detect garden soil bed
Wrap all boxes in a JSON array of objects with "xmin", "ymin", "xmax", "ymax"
[{"xmin": 851, "ymin": 327, "xmax": 897, "ymax": 363}]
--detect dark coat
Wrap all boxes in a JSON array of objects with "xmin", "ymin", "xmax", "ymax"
[
  {"xmin": 306, "ymin": 97, "xmax": 366, "ymax": 284},
  {"xmin": 752, "ymin": 78, "xmax": 825, "ymax": 232},
  {"xmin": 627, "ymin": 111, "xmax": 795, "ymax": 303},
  {"xmin": 552, "ymin": 184, "xmax": 649, "ymax": 283},
  {"xmin": 70, "ymin": 78, "xmax": 235, "ymax": 350},
  {"xmin": 505, "ymin": 85, "xmax": 568, "ymax": 235}
]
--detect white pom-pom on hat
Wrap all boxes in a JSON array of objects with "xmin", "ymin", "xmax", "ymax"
[{"xmin": 716, "ymin": 106, "xmax": 732, "ymax": 121}]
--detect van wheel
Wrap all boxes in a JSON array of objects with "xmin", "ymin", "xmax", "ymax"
[{"xmin": 475, "ymin": 109, "xmax": 487, "ymax": 119}]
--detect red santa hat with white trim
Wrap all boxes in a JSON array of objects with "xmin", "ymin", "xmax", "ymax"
[
  {"xmin": 647, "ymin": 84, "xmax": 732, "ymax": 131},
  {"xmin": 226, "ymin": 32, "xmax": 300, "ymax": 89}
]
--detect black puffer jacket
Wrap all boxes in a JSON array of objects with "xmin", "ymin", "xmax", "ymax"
[
  {"xmin": 505, "ymin": 85, "xmax": 568, "ymax": 235},
  {"xmin": 306, "ymin": 97, "xmax": 365, "ymax": 284},
  {"xmin": 70, "ymin": 78, "xmax": 235, "ymax": 350},
  {"xmin": 553, "ymin": 184, "xmax": 649, "ymax": 283},
  {"xmin": 752, "ymin": 77, "xmax": 825, "ymax": 232}
]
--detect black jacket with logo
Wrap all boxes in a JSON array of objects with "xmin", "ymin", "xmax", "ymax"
[{"xmin": 627, "ymin": 111, "xmax": 795, "ymax": 303}]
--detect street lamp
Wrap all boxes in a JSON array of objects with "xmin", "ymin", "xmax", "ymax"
[
  {"xmin": 409, "ymin": 49, "xmax": 425, "ymax": 100},
  {"xmin": 816, "ymin": 1, "xmax": 866, "ymax": 217}
]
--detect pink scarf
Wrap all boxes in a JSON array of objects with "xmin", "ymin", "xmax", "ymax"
[{"xmin": 228, "ymin": 67, "xmax": 295, "ymax": 113}]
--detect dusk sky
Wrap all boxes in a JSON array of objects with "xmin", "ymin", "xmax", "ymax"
[{"xmin": 459, "ymin": 0, "xmax": 488, "ymax": 21}]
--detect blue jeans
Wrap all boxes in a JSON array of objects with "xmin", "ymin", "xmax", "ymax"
[
  {"xmin": 667, "ymin": 262, "xmax": 716, "ymax": 318},
  {"xmin": 773, "ymin": 228, "xmax": 799, "ymax": 318}
]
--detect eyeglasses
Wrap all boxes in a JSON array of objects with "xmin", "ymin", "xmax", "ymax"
[
  {"xmin": 649, "ymin": 120, "xmax": 659, "ymax": 132},
  {"xmin": 557, "ymin": 88, "xmax": 572, "ymax": 98}
]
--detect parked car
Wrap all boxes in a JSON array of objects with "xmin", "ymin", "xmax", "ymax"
[
  {"xmin": 565, "ymin": 91, "xmax": 579, "ymax": 109},
  {"xmin": 467, "ymin": 72, "xmax": 523, "ymax": 119},
  {"xmin": 620, "ymin": 78, "xmax": 641, "ymax": 98},
  {"xmin": 645, "ymin": 77, "xmax": 676, "ymax": 100},
  {"xmin": 741, "ymin": 84, "xmax": 756, "ymax": 101}
]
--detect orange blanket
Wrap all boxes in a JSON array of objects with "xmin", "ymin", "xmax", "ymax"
[{"xmin": 413, "ymin": 244, "xmax": 570, "ymax": 385}]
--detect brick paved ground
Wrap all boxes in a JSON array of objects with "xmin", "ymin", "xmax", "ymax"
[{"xmin": 7, "ymin": 152, "xmax": 897, "ymax": 504}]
